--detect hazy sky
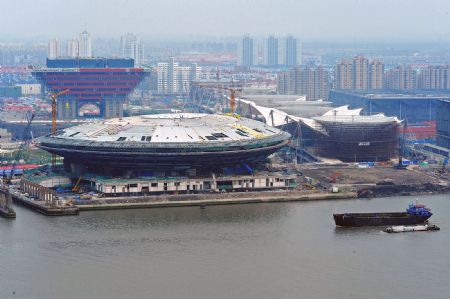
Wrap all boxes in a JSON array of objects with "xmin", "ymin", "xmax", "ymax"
[{"xmin": 2, "ymin": 0, "xmax": 450, "ymax": 42}]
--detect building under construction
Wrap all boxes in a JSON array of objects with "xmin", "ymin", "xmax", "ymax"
[
  {"xmin": 312, "ymin": 114, "xmax": 400, "ymax": 162},
  {"xmin": 36, "ymin": 113, "xmax": 290, "ymax": 175},
  {"xmin": 201, "ymin": 90, "xmax": 401, "ymax": 163}
]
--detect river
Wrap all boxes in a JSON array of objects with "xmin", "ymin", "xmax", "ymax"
[{"xmin": 1, "ymin": 194, "xmax": 449, "ymax": 299}]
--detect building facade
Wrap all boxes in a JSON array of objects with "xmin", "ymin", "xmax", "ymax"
[
  {"xmin": 120, "ymin": 33, "xmax": 145, "ymax": 66},
  {"xmin": 334, "ymin": 60, "xmax": 353, "ymax": 90},
  {"xmin": 383, "ymin": 65, "xmax": 417, "ymax": 90},
  {"xmin": 264, "ymin": 36, "xmax": 279, "ymax": 67},
  {"xmin": 284, "ymin": 36, "xmax": 301, "ymax": 67},
  {"xmin": 48, "ymin": 39, "xmax": 58, "ymax": 59},
  {"xmin": 157, "ymin": 58, "xmax": 201, "ymax": 95},
  {"xmin": 66, "ymin": 38, "xmax": 79, "ymax": 58},
  {"xmin": 352, "ymin": 55, "xmax": 369, "ymax": 90},
  {"xmin": 369, "ymin": 59, "xmax": 384, "ymax": 89},
  {"xmin": 436, "ymin": 100, "xmax": 450, "ymax": 150},
  {"xmin": 238, "ymin": 35, "xmax": 256, "ymax": 67},
  {"xmin": 32, "ymin": 58, "xmax": 145, "ymax": 119},
  {"xmin": 78, "ymin": 31, "xmax": 92, "ymax": 58},
  {"xmin": 277, "ymin": 66, "xmax": 330, "ymax": 101},
  {"xmin": 334, "ymin": 56, "xmax": 384, "ymax": 91}
]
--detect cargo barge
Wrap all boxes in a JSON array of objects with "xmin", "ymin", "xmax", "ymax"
[{"xmin": 333, "ymin": 203, "xmax": 432, "ymax": 227}]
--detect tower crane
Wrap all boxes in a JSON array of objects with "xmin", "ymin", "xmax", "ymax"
[
  {"xmin": 197, "ymin": 84, "xmax": 242, "ymax": 114},
  {"xmin": 50, "ymin": 89, "xmax": 70, "ymax": 167}
]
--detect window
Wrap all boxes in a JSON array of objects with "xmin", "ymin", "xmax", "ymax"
[
  {"xmin": 117, "ymin": 137, "xmax": 126, "ymax": 141},
  {"xmin": 151, "ymin": 183, "xmax": 158, "ymax": 187},
  {"xmin": 212, "ymin": 133, "xmax": 228, "ymax": 138}
]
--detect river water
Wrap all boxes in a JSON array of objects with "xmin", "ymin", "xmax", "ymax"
[{"xmin": 1, "ymin": 194, "xmax": 450, "ymax": 299}]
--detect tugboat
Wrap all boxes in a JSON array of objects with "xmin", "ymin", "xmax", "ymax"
[{"xmin": 333, "ymin": 203, "xmax": 432, "ymax": 227}]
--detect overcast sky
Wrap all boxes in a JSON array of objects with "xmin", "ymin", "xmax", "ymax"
[{"xmin": 1, "ymin": 0, "xmax": 450, "ymax": 42}]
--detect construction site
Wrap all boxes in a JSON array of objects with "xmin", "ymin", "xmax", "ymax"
[{"xmin": 2, "ymin": 79, "xmax": 450, "ymax": 218}]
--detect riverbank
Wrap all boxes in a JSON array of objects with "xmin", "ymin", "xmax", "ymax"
[{"xmin": 74, "ymin": 190, "xmax": 356, "ymax": 211}]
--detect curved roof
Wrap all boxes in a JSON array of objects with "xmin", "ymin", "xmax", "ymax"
[{"xmin": 47, "ymin": 113, "xmax": 288, "ymax": 144}]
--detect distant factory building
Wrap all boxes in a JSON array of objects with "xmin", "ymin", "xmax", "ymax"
[
  {"xmin": 156, "ymin": 57, "xmax": 201, "ymax": 95},
  {"xmin": 277, "ymin": 66, "xmax": 330, "ymax": 101},
  {"xmin": 120, "ymin": 33, "xmax": 145, "ymax": 66}
]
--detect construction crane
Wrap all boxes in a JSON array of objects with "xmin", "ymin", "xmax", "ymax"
[
  {"xmin": 197, "ymin": 84, "xmax": 242, "ymax": 114},
  {"xmin": 50, "ymin": 89, "xmax": 70, "ymax": 167},
  {"xmin": 72, "ymin": 177, "xmax": 82, "ymax": 193},
  {"xmin": 227, "ymin": 87, "xmax": 241, "ymax": 114}
]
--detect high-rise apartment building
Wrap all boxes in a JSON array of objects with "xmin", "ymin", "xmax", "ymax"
[
  {"xmin": 157, "ymin": 58, "xmax": 201, "ymax": 95},
  {"xmin": 121, "ymin": 33, "xmax": 145, "ymax": 66},
  {"xmin": 384, "ymin": 65, "xmax": 417, "ymax": 90},
  {"xmin": 352, "ymin": 55, "xmax": 369, "ymax": 90},
  {"xmin": 79, "ymin": 30, "xmax": 92, "ymax": 57},
  {"xmin": 67, "ymin": 38, "xmax": 79, "ymax": 58},
  {"xmin": 277, "ymin": 66, "xmax": 330, "ymax": 101},
  {"xmin": 334, "ymin": 60, "xmax": 353, "ymax": 90},
  {"xmin": 48, "ymin": 39, "xmax": 58, "ymax": 59},
  {"xmin": 284, "ymin": 36, "xmax": 301, "ymax": 67},
  {"xmin": 264, "ymin": 36, "xmax": 279, "ymax": 67},
  {"xmin": 334, "ymin": 56, "xmax": 383, "ymax": 90},
  {"xmin": 369, "ymin": 59, "xmax": 384, "ymax": 89},
  {"xmin": 238, "ymin": 35, "xmax": 255, "ymax": 67},
  {"xmin": 418, "ymin": 65, "xmax": 450, "ymax": 89}
]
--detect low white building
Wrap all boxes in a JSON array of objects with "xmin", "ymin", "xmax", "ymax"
[
  {"xmin": 94, "ymin": 173, "xmax": 297, "ymax": 195},
  {"xmin": 16, "ymin": 84, "xmax": 41, "ymax": 95}
]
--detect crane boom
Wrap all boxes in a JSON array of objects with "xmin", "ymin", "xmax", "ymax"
[
  {"xmin": 196, "ymin": 84, "xmax": 241, "ymax": 113},
  {"xmin": 51, "ymin": 89, "xmax": 70, "ymax": 136}
]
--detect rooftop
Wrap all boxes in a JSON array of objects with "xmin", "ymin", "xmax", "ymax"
[{"xmin": 51, "ymin": 113, "xmax": 285, "ymax": 144}]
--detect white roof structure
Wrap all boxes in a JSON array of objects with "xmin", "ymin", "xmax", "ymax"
[
  {"xmin": 53, "ymin": 113, "xmax": 285, "ymax": 144},
  {"xmin": 235, "ymin": 98, "xmax": 401, "ymax": 136}
]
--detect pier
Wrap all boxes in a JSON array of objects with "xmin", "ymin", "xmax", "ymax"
[
  {"xmin": 0, "ymin": 188, "xmax": 16, "ymax": 218},
  {"xmin": 9, "ymin": 183, "xmax": 79, "ymax": 216}
]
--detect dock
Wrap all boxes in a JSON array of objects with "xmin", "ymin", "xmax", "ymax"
[{"xmin": 9, "ymin": 188, "xmax": 79, "ymax": 216}]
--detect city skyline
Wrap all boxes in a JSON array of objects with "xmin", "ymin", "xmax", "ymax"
[{"xmin": 1, "ymin": 0, "xmax": 450, "ymax": 42}]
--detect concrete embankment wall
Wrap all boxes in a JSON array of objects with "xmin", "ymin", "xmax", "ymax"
[{"xmin": 75, "ymin": 190, "xmax": 357, "ymax": 211}]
